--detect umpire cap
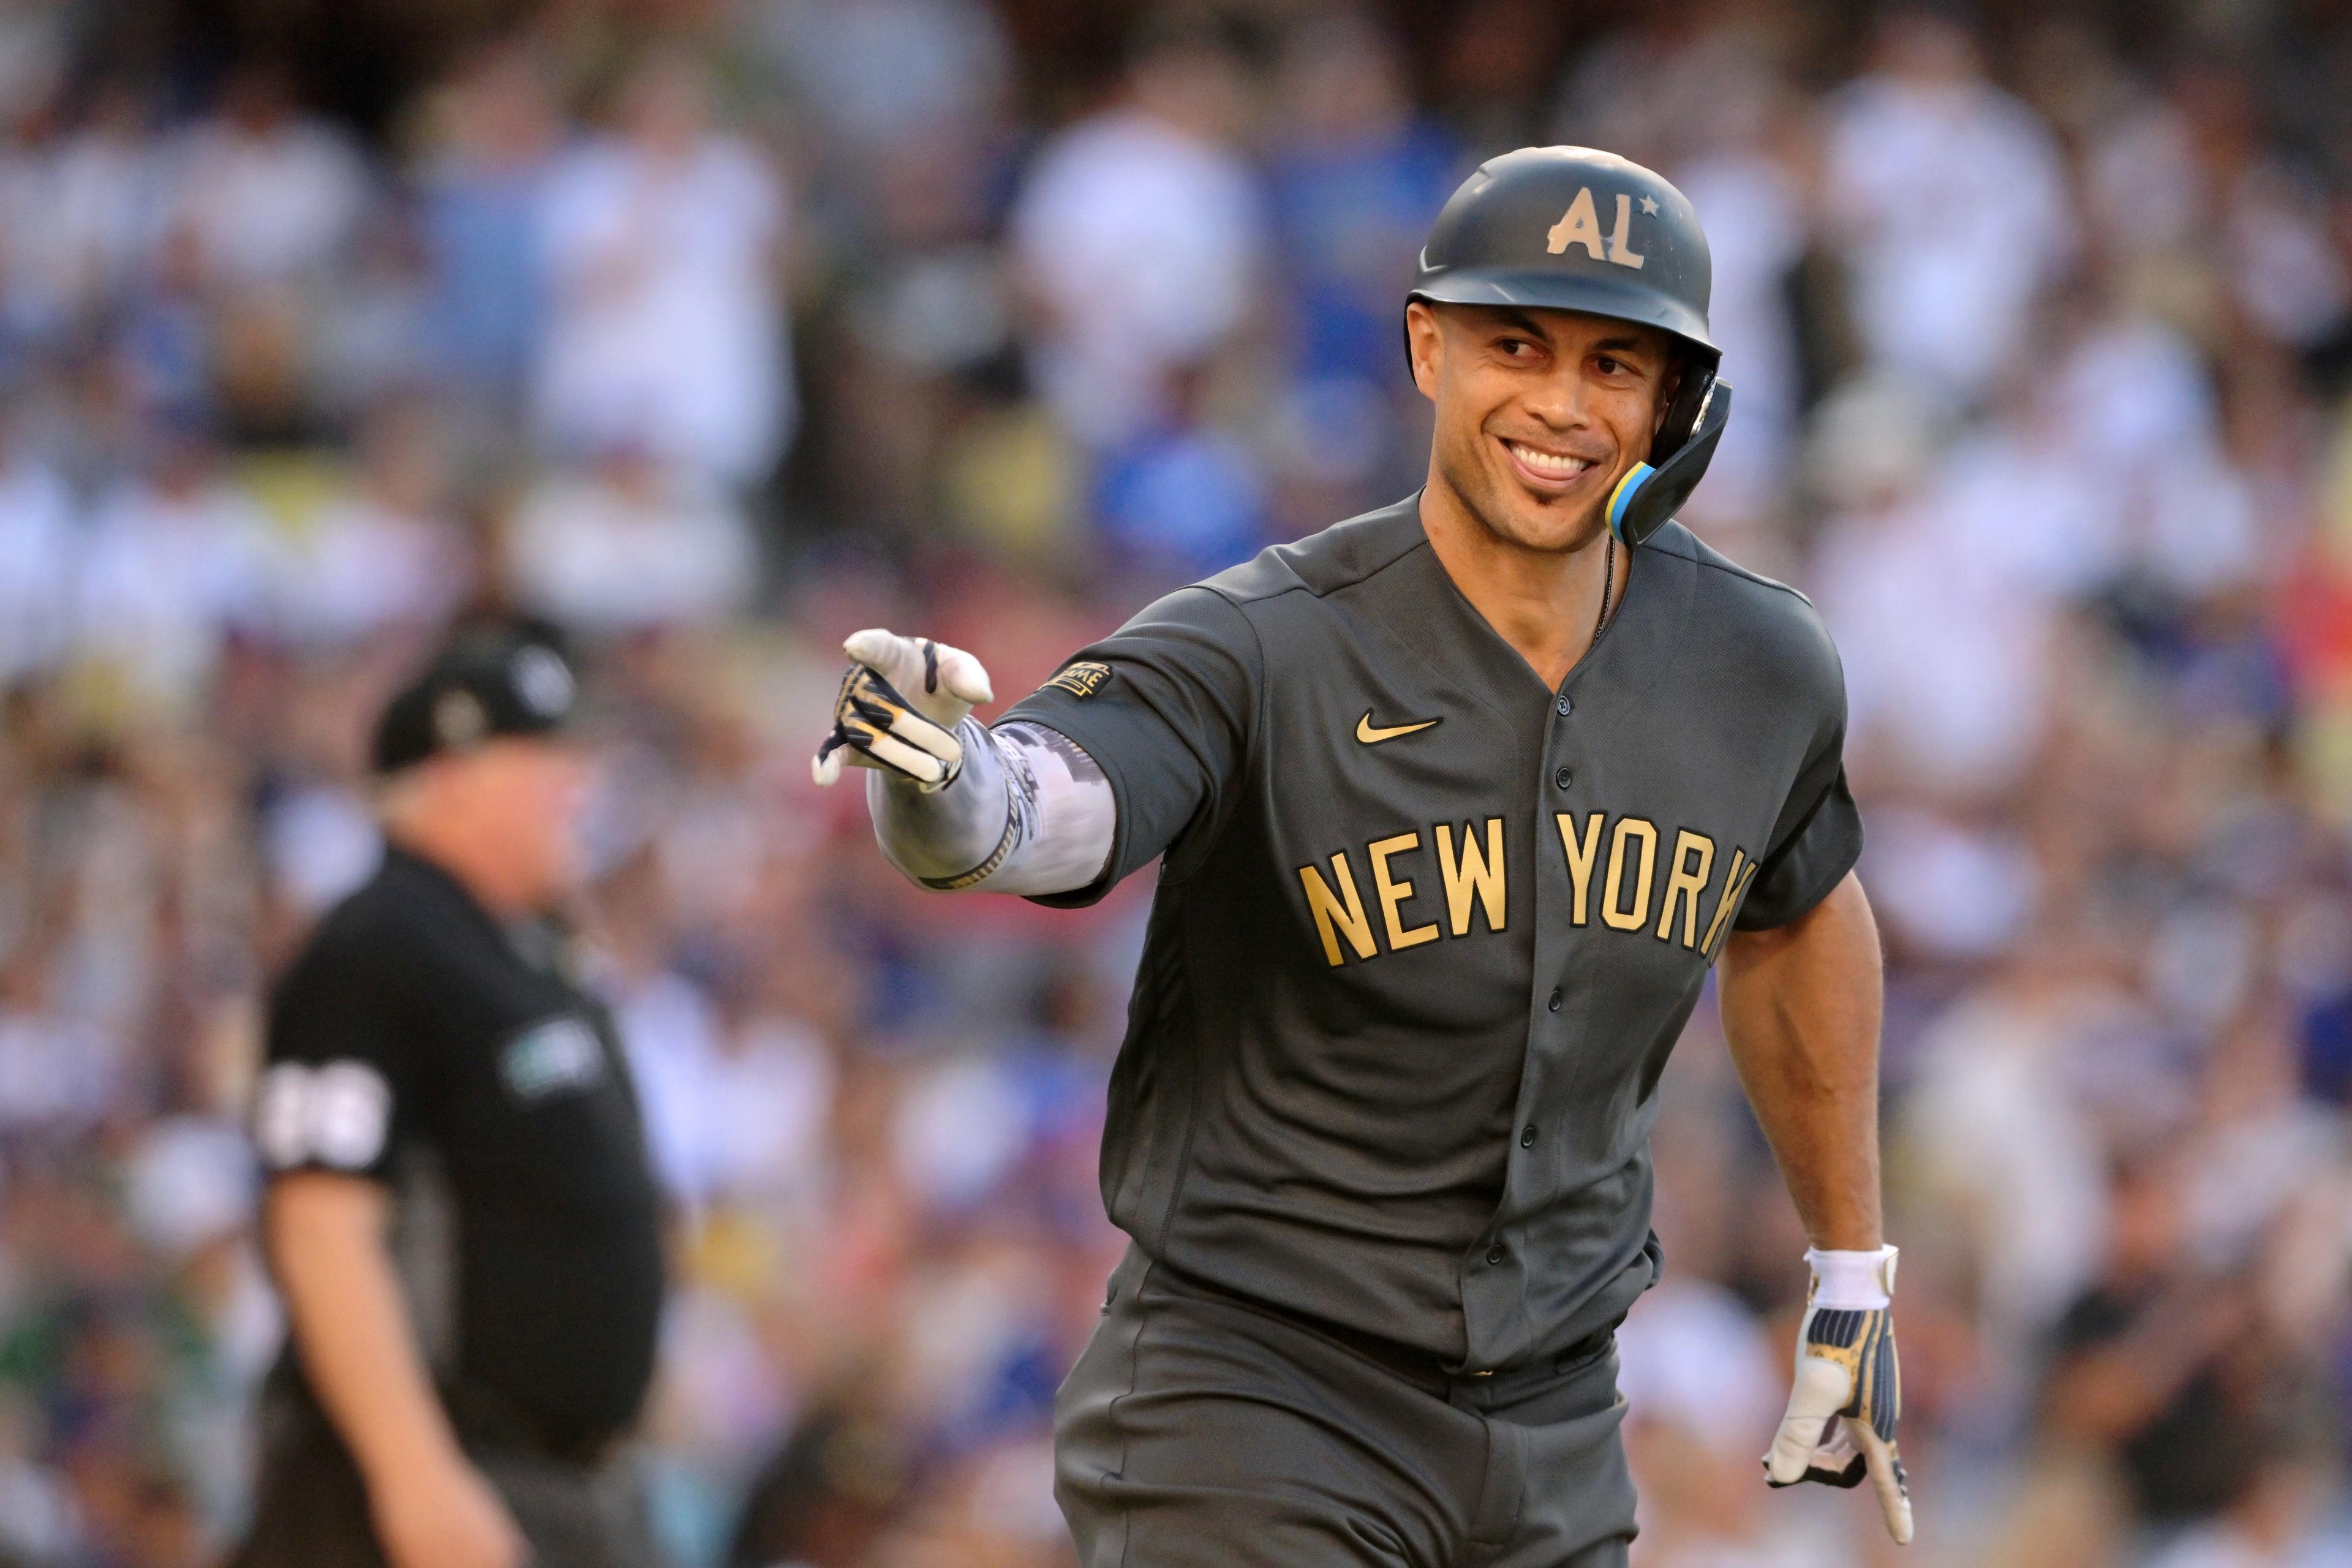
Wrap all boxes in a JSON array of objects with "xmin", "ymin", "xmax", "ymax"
[
  {"xmin": 372, "ymin": 623, "xmax": 580, "ymax": 775},
  {"xmin": 1408, "ymin": 146, "xmax": 1733, "ymax": 546}
]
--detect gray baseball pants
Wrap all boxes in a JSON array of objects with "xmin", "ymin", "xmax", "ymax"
[{"xmin": 1055, "ymin": 1245, "xmax": 1638, "ymax": 1567}]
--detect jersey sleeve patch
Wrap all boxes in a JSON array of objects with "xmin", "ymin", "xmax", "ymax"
[
  {"xmin": 1044, "ymin": 660, "xmax": 1113, "ymax": 700},
  {"xmin": 254, "ymin": 1060, "xmax": 393, "ymax": 1172}
]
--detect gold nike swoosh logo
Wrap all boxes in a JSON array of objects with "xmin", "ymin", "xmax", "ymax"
[{"xmin": 1356, "ymin": 712, "xmax": 1441, "ymax": 744}]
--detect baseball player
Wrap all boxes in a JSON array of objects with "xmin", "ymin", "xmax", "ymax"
[{"xmin": 815, "ymin": 146, "xmax": 1910, "ymax": 1566}]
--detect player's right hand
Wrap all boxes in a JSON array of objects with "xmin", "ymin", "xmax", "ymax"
[
  {"xmin": 368, "ymin": 1450, "xmax": 527, "ymax": 1568},
  {"xmin": 1765, "ymin": 1247, "xmax": 1913, "ymax": 1545},
  {"xmin": 812, "ymin": 629, "xmax": 995, "ymax": 793}
]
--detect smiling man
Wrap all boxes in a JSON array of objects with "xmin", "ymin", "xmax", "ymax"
[{"xmin": 815, "ymin": 146, "xmax": 1910, "ymax": 1566}]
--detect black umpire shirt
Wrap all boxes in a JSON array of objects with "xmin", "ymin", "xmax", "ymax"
[
  {"xmin": 1003, "ymin": 497, "xmax": 1863, "ymax": 1374},
  {"xmin": 254, "ymin": 846, "xmax": 665, "ymax": 1455}
]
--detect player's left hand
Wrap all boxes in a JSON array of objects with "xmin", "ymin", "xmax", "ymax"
[
  {"xmin": 812, "ymin": 629, "xmax": 995, "ymax": 792},
  {"xmin": 1764, "ymin": 1244, "xmax": 1912, "ymax": 1545}
]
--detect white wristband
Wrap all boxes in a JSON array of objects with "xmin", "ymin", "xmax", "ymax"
[{"xmin": 1806, "ymin": 1245, "xmax": 1897, "ymax": 1310}]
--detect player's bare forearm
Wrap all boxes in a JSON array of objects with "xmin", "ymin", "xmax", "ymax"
[
  {"xmin": 1735, "ymin": 873, "xmax": 1913, "ymax": 1542},
  {"xmin": 1717, "ymin": 870, "xmax": 1884, "ymax": 1251}
]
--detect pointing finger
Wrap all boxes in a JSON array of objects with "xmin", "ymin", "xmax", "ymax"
[
  {"xmin": 1855, "ymin": 1421, "xmax": 1913, "ymax": 1544},
  {"xmin": 842, "ymin": 628, "xmax": 911, "ymax": 671}
]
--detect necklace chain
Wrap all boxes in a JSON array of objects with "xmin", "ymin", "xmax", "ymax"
[{"xmin": 1593, "ymin": 536, "xmax": 1616, "ymax": 644}]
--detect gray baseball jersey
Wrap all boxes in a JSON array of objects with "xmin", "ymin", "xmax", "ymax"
[{"xmin": 1003, "ymin": 496, "xmax": 1861, "ymax": 1373}]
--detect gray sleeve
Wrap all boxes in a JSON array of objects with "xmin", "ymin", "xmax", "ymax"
[
  {"xmin": 866, "ymin": 719, "xmax": 1115, "ymax": 895},
  {"xmin": 998, "ymin": 586, "xmax": 1259, "ymax": 908},
  {"xmin": 1733, "ymin": 616, "xmax": 1864, "ymax": 930}
]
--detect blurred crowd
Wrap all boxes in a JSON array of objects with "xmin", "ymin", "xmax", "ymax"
[{"xmin": 1, "ymin": 1, "xmax": 2351, "ymax": 1565}]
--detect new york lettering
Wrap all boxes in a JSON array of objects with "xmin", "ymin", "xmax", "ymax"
[{"xmin": 1295, "ymin": 813, "xmax": 1755, "ymax": 968}]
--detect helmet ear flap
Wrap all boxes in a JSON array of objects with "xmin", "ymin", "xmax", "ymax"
[
  {"xmin": 1651, "ymin": 358, "xmax": 1718, "ymax": 463},
  {"xmin": 1607, "ymin": 376, "xmax": 1732, "ymax": 548}
]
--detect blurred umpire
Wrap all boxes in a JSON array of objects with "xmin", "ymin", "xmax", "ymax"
[{"xmin": 233, "ymin": 624, "xmax": 666, "ymax": 1568}]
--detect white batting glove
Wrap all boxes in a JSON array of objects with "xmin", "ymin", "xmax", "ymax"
[
  {"xmin": 1765, "ymin": 1245, "xmax": 1913, "ymax": 1545},
  {"xmin": 812, "ymin": 630, "xmax": 995, "ymax": 792}
]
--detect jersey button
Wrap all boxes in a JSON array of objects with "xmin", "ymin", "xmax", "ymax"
[
  {"xmin": 1553, "ymin": 766, "xmax": 1574, "ymax": 790},
  {"xmin": 1486, "ymin": 1244, "xmax": 1506, "ymax": 1265},
  {"xmin": 1555, "ymin": 695, "xmax": 1572, "ymax": 717},
  {"xmin": 1548, "ymin": 988, "xmax": 1563, "ymax": 1011},
  {"xmin": 1520, "ymin": 1125, "xmax": 1538, "ymax": 1147}
]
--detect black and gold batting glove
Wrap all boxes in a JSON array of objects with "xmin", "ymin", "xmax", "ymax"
[
  {"xmin": 812, "ymin": 630, "xmax": 995, "ymax": 793},
  {"xmin": 1764, "ymin": 1245, "xmax": 1912, "ymax": 1545}
]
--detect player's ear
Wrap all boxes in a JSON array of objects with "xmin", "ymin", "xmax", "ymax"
[
  {"xmin": 1404, "ymin": 300, "xmax": 1444, "ymax": 403},
  {"xmin": 1653, "ymin": 353, "xmax": 1684, "ymax": 437}
]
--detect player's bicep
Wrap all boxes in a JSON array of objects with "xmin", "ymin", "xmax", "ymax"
[{"xmin": 1001, "ymin": 588, "xmax": 1258, "ymax": 906}]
